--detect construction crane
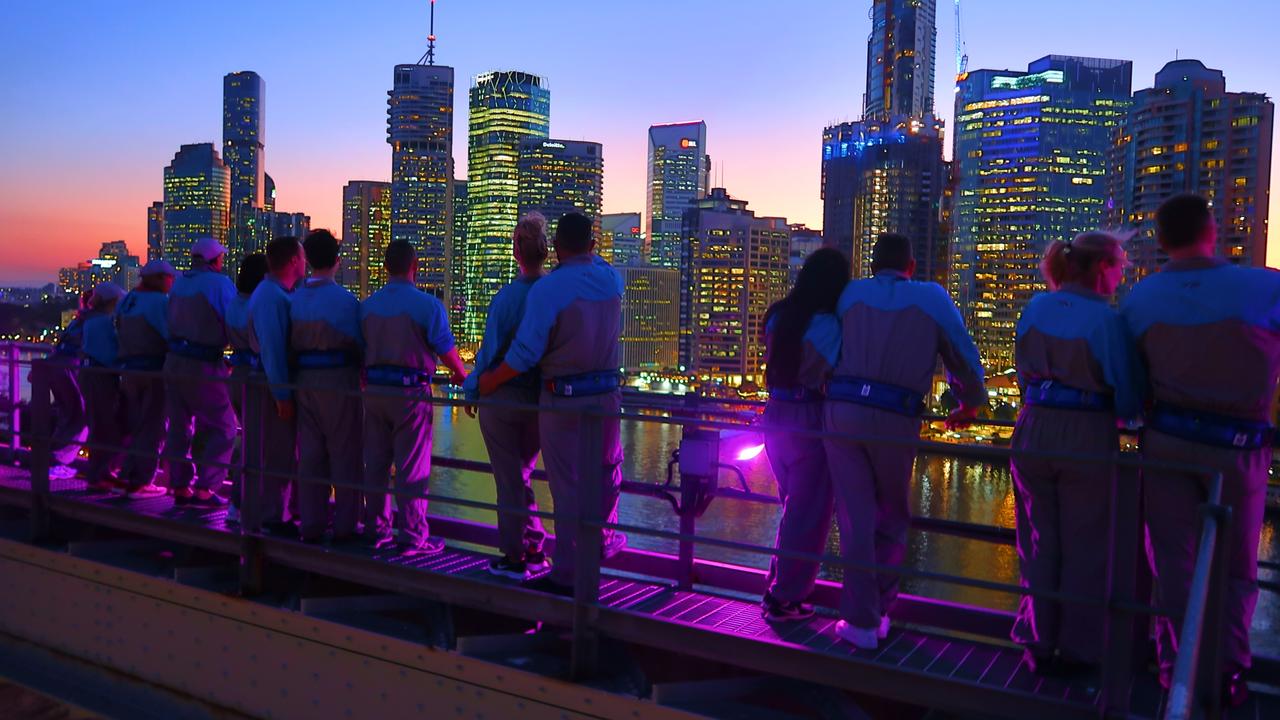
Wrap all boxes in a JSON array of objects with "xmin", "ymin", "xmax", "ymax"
[{"xmin": 954, "ymin": 0, "xmax": 969, "ymax": 80}]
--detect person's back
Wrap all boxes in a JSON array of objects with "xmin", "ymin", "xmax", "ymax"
[
  {"xmin": 509, "ymin": 253, "xmax": 621, "ymax": 381},
  {"xmin": 291, "ymin": 279, "xmax": 361, "ymax": 358},
  {"xmin": 117, "ymin": 284, "xmax": 170, "ymax": 371},
  {"xmin": 1119, "ymin": 194, "xmax": 1280, "ymax": 702},
  {"xmin": 361, "ymin": 278, "xmax": 451, "ymax": 375},
  {"xmin": 114, "ymin": 260, "xmax": 176, "ymax": 497},
  {"xmin": 168, "ymin": 260, "xmax": 234, "ymax": 354},
  {"xmin": 78, "ymin": 283, "xmax": 125, "ymax": 491}
]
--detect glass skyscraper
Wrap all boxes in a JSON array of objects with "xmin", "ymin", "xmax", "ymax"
[
  {"xmin": 223, "ymin": 71, "xmax": 266, "ymax": 277},
  {"xmin": 646, "ymin": 121, "xmax": 709, "ymax": 268},
  {"xmin": 952, "ymin": 55, "xmax": 1132, "ymax": 373},
  {"xmin": 462, "ymin": 70, "xmax": 550, "ymax": 344},
  {"xmin": 450, "ymin": 178, "xmax": 469, "ymax": 336},
  {"xmin": 517, "ymin": 139, "xmax": 603, "ymax": 239},
  {"xmin": 864, "ymin": 0, "xmax": 938, "ymax": 120},
  {"xmin": 1109, "ymin": 59, "xmax": 1274, "ymax": 281},
  {"xmin": 388, "ymin": 63, "xmax": 455, "ymax": 299},
  {"xmin": 619, "ymin": 265, "xmax": 680, "ymax": 373},
  {"xmin": 602, "ymin": 213, "xmax": 644, "ymax": 266},
  {"xmin": 339, "ymin": 181, "xmax": 392, "ymax": 300},
  {"xmin": 162, "ymin": 143, "xmax": 231, "ymax": 271},
  {"xmin": 147, "ymin": 201, "xmax": 164, "ymax": 263}
]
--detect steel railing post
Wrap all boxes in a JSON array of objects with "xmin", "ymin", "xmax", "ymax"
[
  {"xmin": 1100, "ymin": 461, "xmax": 1140, "ymax": 715},
  {"xmin": 570, "ymin": 408, "xmax": 605, "ymax": 680},
  {"xmin": 7, "ymin": 343, "xmax": 20, "ymax": 456},
  {"xmin": 239, "ymin": 377, "xmax": 264, "ymax": 596},
  {"xmin": 28, "ymin": 358, "xmax": 52, "ymax": 541},
  {"xmin": 1199, "ymin": 503, "xmax": 1232, "ymax": 719}
]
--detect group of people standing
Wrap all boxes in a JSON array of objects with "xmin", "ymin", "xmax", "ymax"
[
  {"xmin": 41, "ymin": 212, "xmax": 627, "ymax": 592},
  {"xmin": 759, "ymin": 193, "xmax": 1278, "ymax": 705}
]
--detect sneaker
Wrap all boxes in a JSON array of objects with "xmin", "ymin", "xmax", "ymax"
[
  {"xmin": 122, "ymin": 483, "xmax": 167, "ymax": 499},
  {"xmin": 602, "ymin": 530, "xmax": 628, "ymax": 560},
  {"xmin": 489, "ymin": 556, "xmax": 530, "ymax": 581},
  {"xmin": 834, "ymin": 620, "xmax": 879, "ymax": 650},
  {"xmin": 761, "ymin": 593, "xmax": 815, "ymax": 623},
  {"xmin": 366, "ymin": 533, "xmax": 396, "ymax": 551},
  {"xmin": 397, "ymin": 537, "xmax": 446, "ymax": 557},
  {"xmin": 525, "ymin": 575, "xmax": 574, "ymax": 598},
  {"xmin": 224, "ymin": 505, "xmax": 241, "ymax": 526},
  {"xmin": 49, "ymin": 464, "xmax": 78, "ymax": 480},
  {"xmin": 187, "ymin": 491, "xmax": 227, "ymax": 508},
  {"xmin": 878, "ymin": 614, "xmax": 891, "ymax": 639},
  {"xmin": 524, "ymin": 550, "xmax": 551, "ymax": 575}
]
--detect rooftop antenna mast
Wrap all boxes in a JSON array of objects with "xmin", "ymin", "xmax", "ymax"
[
  {"xmin": 421, "ymin": 0, "xmax": 438, "ymax": 65},
  {"xmin": 954, "ymin": 0, "xmax": 968, "ymax": 79}
]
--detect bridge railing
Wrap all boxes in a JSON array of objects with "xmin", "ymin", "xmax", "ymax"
[{"xmin": 0, "ymin": 343, "xmax": 1244, "ymax": 719}]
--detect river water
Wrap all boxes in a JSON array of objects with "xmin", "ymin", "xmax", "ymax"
[{"xmin": 423, "ymin": 407, "xmax": 1279, "ymax": 657}]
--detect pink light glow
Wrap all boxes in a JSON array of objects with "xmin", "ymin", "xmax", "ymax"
[{"xmin": 735, "ymin": 443, "xmax": 766, "ymax": 461}]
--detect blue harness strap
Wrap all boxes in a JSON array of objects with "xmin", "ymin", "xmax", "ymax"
[
  {"xmin": 365, "ymin": 365, "xmax": 432, "ymax": 388},
  {"xmin": 169, "ymin": 338, "xmax": 224, "ymax": 363},
  {"xmin": 118, "ymin": 355, "xmax": 167, "ymax": 372},
  {"xmin": 546, "ymin": 370, "xmax": 622, "ymax": 398},
  {"xmin": 768, "ymin": 386, "xmax": 824, "ymax": 403},
  {"xmin": 296, "ymin": 349, "xmax": 358, "ymax": 370},
  {"xmin": 1149, "ymin": 404, "xmax": 1273, "ymax": 450},
  {"xmin": 1024, "ymin": 380, "xmax": 1114, "ymax": 412},
  {"xmin": 826, "ymin": 376, "xmax": 924, "ymax": 417},
  {"xmin": 228, "ymin": 349, "xmax": 261, "ymax": 370}
]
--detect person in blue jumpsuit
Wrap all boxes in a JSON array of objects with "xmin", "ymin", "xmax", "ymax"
[
  {"xmin": 1121, "ymin": 194, "xmax": 1280, "ymax": 706},
  {"xmin": 463, "ymin": 213, "xmax": 549, "ymax": 579},
  {"xmin": 224, "ymin": 252, "xmax": 268, "ymax": 526},
  {"xmin": 759, "ymin": 247, "xmax": 848, "ymax": 622},
  {"xmin": 1009, "ymin": 231, "xmax": 1142, "ymax": 674},
  {"xmin": 824, "ymin": 233, "xmax": 986, "ymax": 650},
  {"xmin": 115, "ymin": 259, "xmax": 176, "ymax": 498},
  {"xmin": 478, "ymin": 212, "xmax": 626, "ymax": 594},
  {"xmin": 34, "ymin": 291, "xmax": 90, "ymax": 479},
  {"xmin": 163, "ymin": 238, "xmax": 237, "ymax": 508},
  {"xmin": 247, "ymin": 238, "xmax": 306, "ymax": 535},
  {"xmin": 79, "ymin": 282, "xmax": 126, "ymax": 492},
  {"xmin": 290, "ymin": 229, "xmax": 363, "ymax": 543},
  {"xmin": 361, "ymin": 240, "xmax": 467, "ymax": 556}
]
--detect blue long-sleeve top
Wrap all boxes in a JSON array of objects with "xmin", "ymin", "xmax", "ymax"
[
  {"xmin": 115, "ymin": 289, "xmax": 169, "ymax": 358},
  {"xmin": 247, "ymin": 277, "xmax": 293, "ymax": 401},
  {"xmin": 225, "ymin": 294, "xmax": 253, "ymax": 352},
  {"xmin": 361, "ymin": 277, "xmax": 456, "ymax": 375},
  {"xmin": 462, "ymin": 274, "xmax": 540, "ymax": 400},
  {"xmin": 290, "ymin": 277, "xmax": 362, "ymax": 354},
  {"xmin": 505, "ymin": 255, "xmax": 624, "ymax": 378},
  {"xmin": 1016, "ymin": 285, "xmax": 1144, "ymax": 420},
  {"xmin": 53, "ymin": 314, "xmax": 86, "ymax": 358},
  {"xmin": 80, "ymin": 310, "xmax": 118, "ymax": 367},
  {"xmin": 168, "ymin": 263, "xmax": 235, "ymax": 348}
]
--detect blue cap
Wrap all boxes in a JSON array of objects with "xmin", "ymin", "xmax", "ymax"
[
  {"xmin": 191, "ymin": 237, "xmax": 228, "ymax": 260},
  {"xmin": 91, "ymin": 282, "xmax": 126, "ymax": 304},
  {"xmin": 141, "ymin": 259, "xmax": 176, "ymax": 276}
]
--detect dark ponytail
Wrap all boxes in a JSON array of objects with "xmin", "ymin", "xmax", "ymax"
[{"xmin": 1039, "ymin": 231, "xmax": 1126, "ymax": 291}]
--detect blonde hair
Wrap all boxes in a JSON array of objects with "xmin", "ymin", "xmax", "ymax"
[
  {"xmin": 513, "ymin": 212, "xmax": 549, "ymax": 268},
  {"xmin": 1039, "ymin": 231, "xmax": 1127, "ymax": 291}
]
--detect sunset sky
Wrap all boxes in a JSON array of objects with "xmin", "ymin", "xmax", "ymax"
[{"xmin": 1, "ymin": 0, "xmax": 1277, "ymax": 285}]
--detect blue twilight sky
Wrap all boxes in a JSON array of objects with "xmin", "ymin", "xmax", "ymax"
[{"xmin": 1, "ymin": 0, "xmax": 1277, "ymax": 284}]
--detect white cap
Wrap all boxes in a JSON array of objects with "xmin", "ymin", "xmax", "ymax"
[
  {"xmin": 191, "ymin": 237, "xmax": 228, "ymax": 261},
  {"xmin": 91, "ymin": 282, "xmax": 126, "ymax": 304},
  {"xmin": 141, "ymin": 259, "xmax": 176, "ymax": 277}
]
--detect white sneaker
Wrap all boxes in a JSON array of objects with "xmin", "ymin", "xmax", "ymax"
[
  {"xmin": 878, "ymin": 614, "xmax": 891, "ymax": 639},
  {"xmin": 49, "ymin": 464, "xmax": 77, "ymax": 480},
  {"xmin": 834, "ymin": 620, "xmax": 879, "ymax": 650}
]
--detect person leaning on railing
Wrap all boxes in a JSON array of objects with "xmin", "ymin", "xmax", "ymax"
[
  {"xmin": 758, "ymin": 247, "xmax": 848, "ymax": 624},
  {"xmin": 223, "ymin": 252, "xmax": 269, "ymax": 526},
  {"xmin": 78, "ymin": 281, "xmax": 126, "ymax": 493},
  {"xmin": 114, "ymin": 259, "xmax": 177, "ymax": 499},
  {"xmin": 1120, "ymin": 193, "xmax": 1280, "ymax": 708},
  {"xmin": 30, "ymin": 290, "xmax": 90, "ymax": 479},
  {"xmin": 823, "ymin": 233, "xmax": 986, "ymax": 651},
  {"xmin": 1008, "ymin": 231, "xmax": 1143, "ymax": 677},
  {"xmin": 289, "ymin": 229, "xmax": 364, "ymax": 545},
  {"xmin": 360, "ymin": 240, "xmax": 467, "ymax": 558},
  {"xmin": 462, "ymin": 213, "xmax": 551, "ymax": 580},
  {"xmin": 477, "ymin": 212, "xmax": 627, "ymax": 596}
]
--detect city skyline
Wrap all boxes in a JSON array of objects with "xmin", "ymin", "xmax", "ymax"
[{"xmin": 2, "ymin": 0, "xmax": 1279, "ymax": 284}]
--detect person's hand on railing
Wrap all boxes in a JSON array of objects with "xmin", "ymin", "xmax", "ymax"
[
  {"xmin": 275, "ymin": 398, "xmax": 295, "ymax": 421},
  {"xmin": 944, "ymin": 404, "xmax": 980, "ymax": 431}
]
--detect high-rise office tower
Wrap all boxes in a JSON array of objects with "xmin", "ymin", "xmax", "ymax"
[
  {"xmin": 517, "ymin": 139, "xmax": 603, "ymax": 239},
  {"xmin": 147, "ymin": 202, "xmax": 164, "ymax": 263},
  {"xmin": 223, "ymin": 71, "xmax": 266, "ymax": 277},
  {"xmin": 339, "ymin": 181, "xmax": 392, "ymax": 300},
  {"xmin": 788, "ymin": 224, "xmax": 825, "ymax": 284},
  {"xmin": 1109, "ymin": 59, "xmax": 1274, "ymax": 279},
  {"xmin": 263, "ymin": 173, "xmax": 276, "ymax": 213},
  {"xmin": 646, "ymin": 122, "xmax": 709, "ymax": 268},
  {"xmin": 602, "ymin": 213, "xmax": 644, "ymax": 266},
  {"xmin": 388, "ymin": 57, "xmax": 454, "ymax": 298},
  {"xmin": 58, "ymin": 242, "xmax": 141, "ymax": 299},
  {"xmin": 462, "ymin": 70, "xmax": 550, "ymax": 343},
  {"xmin": 680, "ymin": 188, "xmax": 790, "ymax": 384},
  {"xmin": 952, "ymin": 55, "xmax": 1132, "ymax": 372},
  {"xmin": 271, "ymin": 212, "xmax": 311, "ymax": 243},
  {"xmin": 619, "ymin": 264, "xmax": 680, "ymax": 372},
  {"xmin": 822, "ymin": 0, "xmax": 945, "ymax": 279},
  {"xmin": 162, "ymin": 143, "xmax": 231, "ymax": 271},
  {"xmin": 450, "ymin": 178, "xmax": 469, "ymax": 334}
]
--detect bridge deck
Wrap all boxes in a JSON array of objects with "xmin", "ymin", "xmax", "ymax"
[{"xmin": 2, "ymin": 466, "xmax": 1276, "ymax": 719}]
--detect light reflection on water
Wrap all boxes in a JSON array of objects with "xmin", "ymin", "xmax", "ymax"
[{"xmin": 427, "ymin": 406, "xmax": 1276, "ymax": 654}]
